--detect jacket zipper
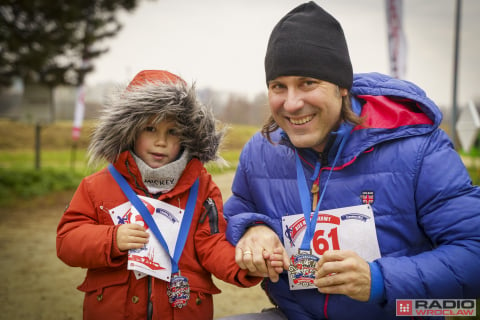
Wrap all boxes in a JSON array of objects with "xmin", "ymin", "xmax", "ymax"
[{"xmin": 147, "ymin": 276, "xmax": 153, "ymax": 320}]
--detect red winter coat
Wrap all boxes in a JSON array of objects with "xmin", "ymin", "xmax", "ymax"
[{"xmin": 57, "ymin": 151, "xmax": 260, "ymax": 320}]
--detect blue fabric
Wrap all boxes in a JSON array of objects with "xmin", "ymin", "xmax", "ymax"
[
  {"xmin": 224, "ymin": 72, "xmax": 480, "ymax": 319},
  {"xmin": 368, "ymin": 261, "xmax": 385, "ymax": 303}
]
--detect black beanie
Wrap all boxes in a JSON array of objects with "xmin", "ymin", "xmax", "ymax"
[{"xmin": 265, "ymin": 1, "xmax": 353, "ymax": 89}]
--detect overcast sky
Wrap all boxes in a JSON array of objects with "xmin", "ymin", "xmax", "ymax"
[{"xmin": 86, "ymin": 0, "xmax": 480, "ymax": 108}]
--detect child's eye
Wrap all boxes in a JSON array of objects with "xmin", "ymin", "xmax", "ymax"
[
  {"xmin": 168, "ymin": 128, "xmax": 179, "ymax": 136},
  {"xmin": 144, "ymin": 126, "xmax": 156, "ymax": 132}
]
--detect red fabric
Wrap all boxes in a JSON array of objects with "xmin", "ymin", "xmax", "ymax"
[
  {"xmin": 57, "ymin": 151, "xmax": 260, "ymax": 320},
  {"xmin": 354, "ymin": 95, "xmax": 433, "ymax": 130},
  {"xmin": 127, "ymin": 69, "xmax": 186, "ymax": 89}
]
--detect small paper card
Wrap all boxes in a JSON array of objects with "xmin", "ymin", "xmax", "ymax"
[
  {"xmin": 282, "ymin": 204, "xmax": 381, "ymax": 290},
  {"xmin": 109, "ymin": 196, "xmax": 184, "ymax": 281}
]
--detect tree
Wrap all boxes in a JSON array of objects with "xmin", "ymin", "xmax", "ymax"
[{"xmin": 0, "ymin": 0, "xmax": 141, "ymax": 87}]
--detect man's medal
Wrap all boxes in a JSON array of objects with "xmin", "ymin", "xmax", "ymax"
[
  {"xmin": 288, "ymin": 248, "xmax": 319, "ymax": 288},
  {"xmin": 290, "ymin": 124, "xmax": 351, "ymax": 289}
]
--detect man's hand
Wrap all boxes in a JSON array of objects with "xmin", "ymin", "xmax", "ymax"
[
  {"xmin": 314, "ymin": 250, "xmax": 371, "ymax": 301},
  {"xmin": 235, "ymin": 225, "xmax": 290, "ymax": 282},
  {"xmin": 116, "ymin": 223, "xmax": 149, "ymax": 252}
]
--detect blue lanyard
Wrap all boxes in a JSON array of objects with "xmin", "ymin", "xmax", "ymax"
[
  {"xmin": 108, "ymin": 164, "xmax": 199, "ymax": 273},
  {"xmin": 296, "ymin": 123, "xmax": 352, "ymax": 250}
]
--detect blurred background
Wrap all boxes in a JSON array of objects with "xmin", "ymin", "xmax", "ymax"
[{"xmin": 0, "ymin": 0, "xmax": 479, "ymax": 319}]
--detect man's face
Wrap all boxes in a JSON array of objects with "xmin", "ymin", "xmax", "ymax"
[{"xmin": 268, "ymin": 76, "xmax": 347, "ymax": 152}]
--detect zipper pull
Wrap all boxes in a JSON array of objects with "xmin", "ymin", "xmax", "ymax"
[
  {"xmin": 311, "ymin": 180, "xmax": 319, "ymax": 211},
  {"xmin": 310, "ymin": 159, "xmax": 321, "ymax": 211}
]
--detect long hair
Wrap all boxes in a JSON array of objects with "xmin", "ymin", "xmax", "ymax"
[{"xmin": 261, "ymin": 92, "xmax": 363, "ymax": 144}]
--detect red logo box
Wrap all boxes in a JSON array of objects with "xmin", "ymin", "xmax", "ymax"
[{"xmin": 396, "ymin": 300, "xmax": 413, "ymax": 316}]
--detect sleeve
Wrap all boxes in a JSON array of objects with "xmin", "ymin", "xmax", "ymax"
[
  {"xmin": 224, "ymin": 137, "xmax": 284, "ymax": 245},
  {"xmin": 376, "ymin": 130, "xmax": 480, "ymax": 308},
  {"xmin": 56, "ymin": 177, "xmax": 127, "ymax": 269},
  {"xmin": 194, "ymin": 175, "xmax": 262, "ymax": 288}
]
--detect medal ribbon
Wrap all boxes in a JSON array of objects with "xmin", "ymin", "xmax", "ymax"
[
  {"xmin": 296, "ymin": 122, "xmax": 353, "ymax": 250},
  {"xmin": 108, "ymin": 164, "xmax": 199, "ymax": 273}
]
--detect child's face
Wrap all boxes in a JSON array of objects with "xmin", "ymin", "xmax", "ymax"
[{"xmin": 134, "ymin": 119, "xmax": 181, "ymax": 168}]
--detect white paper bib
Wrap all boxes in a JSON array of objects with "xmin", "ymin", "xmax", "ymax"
[
  {"xmin": 282, "ymin": 204, "xmax": 381, "ymax": 290},
  {"xmin": 109, "ymin": 196, "xmax": 184, "ymax": 281}
]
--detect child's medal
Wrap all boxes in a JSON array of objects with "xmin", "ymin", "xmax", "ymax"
[
  {"xmin": 108, "ymin": 165, "xmax": 199, "ymax": 308},
  {"xmin": 164, "ymin": 178, "xmax": 199, "ymax": 308},
  {"xmin": 167, "ymin": 271, "xmax": 190, "ymax": 308}
]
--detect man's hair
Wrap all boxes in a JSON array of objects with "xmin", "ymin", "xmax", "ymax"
[{"xmin": 261, "ymin": 93, "xmax": 363, "ymax": 144}]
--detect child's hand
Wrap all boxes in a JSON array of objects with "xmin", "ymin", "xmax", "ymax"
[
  {"xmin": 116, "ymin": 224, "xmax": 149, "ymax": 252},
  {"xmin": 246, "ymin": 247, "xmax": 290, "ymax": 282},
  {"xmin": 265, "ymin": 246, "xmax": 290, "ymax": 277}
]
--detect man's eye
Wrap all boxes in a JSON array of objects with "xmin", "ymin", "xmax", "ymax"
[
  {"xmin": 268, "ymin": 83, "xmax": 284, "ymax": 91},
  {"xmin": 304, "ymin": 80, "xmax": 316, "ymax": 86}
]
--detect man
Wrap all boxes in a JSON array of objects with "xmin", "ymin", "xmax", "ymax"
[{"xmin": 223, "ymin": 2, "xmax": 480, "ymax": 319}]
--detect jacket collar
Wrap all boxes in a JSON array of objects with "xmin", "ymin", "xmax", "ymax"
[{"xmin": 111, "ymin": 150, "xmax": 203, "ymax": 198}]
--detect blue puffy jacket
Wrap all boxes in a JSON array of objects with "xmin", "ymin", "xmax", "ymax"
[{"xmin": 224, "ymin": 73, "xmax": 480, "ymax": 319}]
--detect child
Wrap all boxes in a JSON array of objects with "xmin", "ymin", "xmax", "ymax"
[{"xmin": 56, "ymin": 70, "xmax": 262, "ymax": 320}]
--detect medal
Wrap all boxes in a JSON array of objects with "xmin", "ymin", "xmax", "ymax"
[
  {"xmin": 288, "ymin": 249, "xmax": 319, "ymax": 288},
  {"xmin": 167, "ymin": 272, "xmax": 190, "ymax": 308},
  {"xmin": 108, "ymin": 165, "xmax": 199, "ymax": 308}
]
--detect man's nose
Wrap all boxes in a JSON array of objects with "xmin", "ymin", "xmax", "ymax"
[{"xmin": 283, "ymin": 88, "xmax": 304, "ymax": 113}]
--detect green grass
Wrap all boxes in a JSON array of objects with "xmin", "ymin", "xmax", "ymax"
[
  {"xmin": 0, "ymin": 120, "xmax": 260, "ymax": 207},
  {"xmin": 2, "ymin": 118, "xmax": 479, "ymax": 206}
]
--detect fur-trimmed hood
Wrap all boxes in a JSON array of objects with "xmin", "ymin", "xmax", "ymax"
[{"xmin": 88, "ymin": 70, "xmax": 224, "ymax": 166}]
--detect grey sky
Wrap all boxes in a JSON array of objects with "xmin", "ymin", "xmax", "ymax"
[{"xmin": 86, "ymin": 0, "xmax": 480, "ymax": 108}]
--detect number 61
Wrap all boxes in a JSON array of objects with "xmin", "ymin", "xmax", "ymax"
[{"xmin": 312, "ymin": 228, "xmax": 339, "ymax": 255}]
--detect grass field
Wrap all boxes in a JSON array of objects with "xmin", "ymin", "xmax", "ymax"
[{"xmin": 0, "ymin": 119, "xmax": 260, "ymax": 206}]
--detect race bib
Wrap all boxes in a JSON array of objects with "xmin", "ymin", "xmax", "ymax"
[
  {"xmin": 282, "ymin": 204, "xmax": 381, "ymax": 290},
  {"xmin": 109, "ymin": 197, "xmax": 184, "ymax": 281}
]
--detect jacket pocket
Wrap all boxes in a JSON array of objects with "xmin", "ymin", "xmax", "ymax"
[
  {"xmin": 78, "ymin": 268, "xmax": 130, "ymax": 319},
  {"xmin": 171, "ymin": 291, "xmax": 214, "ymax": 320}
]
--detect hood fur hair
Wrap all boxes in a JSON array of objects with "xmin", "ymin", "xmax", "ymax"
[{"xmin": 88, "ymin": 72, "xmax": 225, "ymax": 167}]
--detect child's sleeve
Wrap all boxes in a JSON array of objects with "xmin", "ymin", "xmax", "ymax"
[
  {"xmin": 56, "ymin": 178, "xmax": 127, "ymax": 269},
  {"xmin": 194, "ymin": 181, "xmax": 262, "ymax": 288}
]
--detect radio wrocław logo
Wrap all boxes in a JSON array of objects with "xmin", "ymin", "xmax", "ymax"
[{"xmin": 396, "ymin": 299, "xmax": 476, "ymax": 317}]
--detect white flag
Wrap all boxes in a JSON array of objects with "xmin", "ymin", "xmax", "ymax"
[
  {"xmin": 386, "ymin": 0, "xmax": 407, "ymax": 79},
  {"xmin": 72, "ymin": 85, "xmax": 85, "ymax": 141}
]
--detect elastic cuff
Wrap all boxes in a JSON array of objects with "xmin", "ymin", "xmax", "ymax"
[
  {"xmin": 111, "ymin": 225, "xmax": 126, "ymax": 258},
  {"xmin": 368, "ymin": 261, "xmax": 386, "ymax": 303},
  {"xmin": 235, "ymin": 269, "xmax": 263, "ymax": 288}
]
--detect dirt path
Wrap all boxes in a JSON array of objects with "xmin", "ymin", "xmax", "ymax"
[{"xmin": 0, "ymin": 173, "xmax": 273, "ymax": 320}]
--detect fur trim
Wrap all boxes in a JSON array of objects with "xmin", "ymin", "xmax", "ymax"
[{"xmin": 88, "ymin": 79, "xmax": 224, "ymax": 167}]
